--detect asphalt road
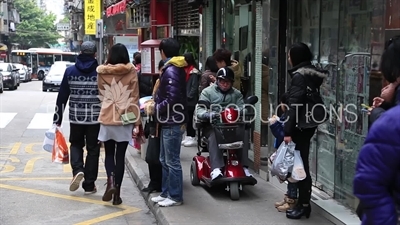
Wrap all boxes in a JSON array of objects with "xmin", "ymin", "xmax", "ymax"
[{"xmin": 0, "ymin": 80, "xmax": 157, "ymax": 225}]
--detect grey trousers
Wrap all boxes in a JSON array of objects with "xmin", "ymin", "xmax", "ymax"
[{"xmin": 204, "ymin": 126, "xmax": 249, "ymax": 170}]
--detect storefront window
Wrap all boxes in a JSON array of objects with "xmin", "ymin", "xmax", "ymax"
[
  {"xmin": 286, "ymin": 0, "xmax": 373, "ymax": 204},
  {"xmin": 223, "ymin": 0, "xmax": 255, "ymax": 163},
  {"xmin": 314, "ymin": 0, "xmax": 340, "ymax": 196},
  {"xmin": 263, "ymin": 0, "xmax": 280, "ymax": 171},
  {"xmin": 335, "ymin": 0, "xmax": 372, "ymax": 208},
  {"xmin": 287, "ymin": 0, "xmax": 321, "ymax": 189}
]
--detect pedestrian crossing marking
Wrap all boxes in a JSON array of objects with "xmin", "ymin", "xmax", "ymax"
[
  {"xmin": 27, "ymin": 113, "xmax": 54, "ymax": 129},
  {"xmin": 0, "ymin": 112, "xmax": 17, "ymax": 128}
]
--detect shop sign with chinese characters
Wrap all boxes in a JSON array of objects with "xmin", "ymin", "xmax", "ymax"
[
  {"xmin": 84, "ymin": 0, "xmax": 101, "ymax": 35},
  {"xmin": 106, "ymin": 0, "xmax": 127, "ymax": 18}
]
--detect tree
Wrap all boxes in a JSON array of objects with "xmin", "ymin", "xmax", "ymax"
[
  {"xmin": 58, "ymin": 14, "xmax": 70, "ymax": 24},
  {"xmin": 10, "ymin": 0, "xmax": 62, "ymax": 48}
]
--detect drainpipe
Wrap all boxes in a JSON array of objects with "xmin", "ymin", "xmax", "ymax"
[{"xmin": 150, "ymin": 0, "xmax": 157, "ymax": 39}]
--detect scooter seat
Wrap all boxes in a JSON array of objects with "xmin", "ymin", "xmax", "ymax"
[{"xmin": 218, "ymin": 141, "xmax": 243, "ymax": 150}]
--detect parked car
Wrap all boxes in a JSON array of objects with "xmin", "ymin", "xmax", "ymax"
[
  {"xmin": 24, "ymin": 65, "xmax": 32, "ymax": 80},
  {"xmin": 14, "ymin": 63, "xmax": 31, "ymax": 82},
  {"xmin": 0, "ymin": 72, "xmax": 3, "ymax": 93},
  {"xmin": 42, "ymin": 61, "xmax": 74, "ymax": 92},
  {"xmin": 0, "ymin": 63, "xmax": 19, "ymax": 90}
]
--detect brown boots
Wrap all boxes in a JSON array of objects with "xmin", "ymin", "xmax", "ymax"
[
  {"xmin": 113, "ymin": 184, "xmax": 122, "ymax": 205},
  {"xmin": 102, "ymin": 173, "xmax": 117, "ymax": 201},
  {"xmin": 275, "ymin": 195, "xmax": 297, "ymax": 212},
  {"xmin": 102, "ymin": 173, "xmax": 123, "ymax": 205}
]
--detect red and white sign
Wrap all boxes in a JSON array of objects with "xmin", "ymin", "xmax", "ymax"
[{"xmin": 106, "ymin": 0, "xmax": 126, "ymax": 18}]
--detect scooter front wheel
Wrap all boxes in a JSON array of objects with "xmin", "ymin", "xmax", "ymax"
[
  {"xmin": 190, "ymin": 161, "xmax": 200, "ymax": 186},
  {"xmin": 229, "ymin": 182, "xmax": 240, "ymax": 200}
]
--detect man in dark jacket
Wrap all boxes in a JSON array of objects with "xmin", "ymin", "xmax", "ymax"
[
  {"xmin": 53, "ymin": 41, "xmax": 101, "ymax": 194},
  {"xmin": 151, "ymin": 38, "xmax": 187, "ymax": 207}
]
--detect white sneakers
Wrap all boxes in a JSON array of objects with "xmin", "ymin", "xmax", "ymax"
[
  {"xmin": 211, "ymin": 167, "xmax": 253, "ymax": 180},
  {"xmin": 151, "ymin": 195, "xmax": 182, "ymax": 207},
  {"xmin": 181, "ymin": 136, "xmax": 197, "ymax": 147},
  {"xmin": 243, "ymin": 167, "xmax": 253, "ymax": 177},
  {"xmin": 69, "ymin": 171, "xmax": 84, "ymax": 192},
  {"xmin": 211, "ymin": 168, "xmax": 223, "ymax": 180}
]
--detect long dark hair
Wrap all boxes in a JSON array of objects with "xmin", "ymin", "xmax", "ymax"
[
  {"xmin": 205, "ymin": 56, "xmax": 219, "ymax": 72},
  {"xmin": 184, "ymin": 52, "xmax": 197, "ymax": 68},
  {"xmin": 106, "ymin": 43, "xmax": 130, "ymax": 65},
  {"xmin": 289, "ymin": 42, "xmax": 313, "ymax": 67},
  {"xmin": 380, "ymin": 36, "xmax": 400, "ymax": 83}
]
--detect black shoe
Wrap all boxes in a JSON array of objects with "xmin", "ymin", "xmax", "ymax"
[
  {"xmin": 142, "ymin": 186, "xmax": 161, "ymax": 193},
  {"xmin": 286, "ymin": 204, "xmax": 311, "ymax": 219}
]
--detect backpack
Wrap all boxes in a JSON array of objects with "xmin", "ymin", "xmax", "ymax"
[{"xmin": 297, "ymin": 74, "xmax": 329, "ymax": 129}]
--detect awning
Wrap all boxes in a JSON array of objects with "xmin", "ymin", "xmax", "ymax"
[{"xmin": 0, "ymin": 44, "xmax": 8, "ymax": 51}]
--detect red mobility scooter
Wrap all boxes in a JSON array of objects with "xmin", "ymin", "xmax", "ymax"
[{"xmin": 190, "ymin": 96, "xmax": 258, "ymax": 200}]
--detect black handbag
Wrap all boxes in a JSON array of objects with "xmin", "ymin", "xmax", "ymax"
[
  {"xmin": 297, "ymin": 75, "xmax": 329, "ymax": 129},
  {"xmin": 145, "ymin": 122, "xmax": 161, "ymax": 165}
]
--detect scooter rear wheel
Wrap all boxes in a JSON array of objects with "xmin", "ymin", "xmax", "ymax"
[
  {"xmin": 229, "ymin": 182, "xmax": 240, "ymax": 200},
  {"xmin": 190, "ymin": 161, "xmax": 200, "ymax": 186}
]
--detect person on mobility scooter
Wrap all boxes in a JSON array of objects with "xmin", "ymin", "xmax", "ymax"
[{"xmin": 191, "ymin": 67, "xmax": 258, "ymax": 200}]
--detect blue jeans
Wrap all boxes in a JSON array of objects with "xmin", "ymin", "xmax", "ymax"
[{"xmin": 159, "ymin": 125, "xmax": 185, "ymax": 202}]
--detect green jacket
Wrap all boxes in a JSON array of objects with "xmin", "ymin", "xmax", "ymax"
[{"xmin": 196, "ymin": 84, "xmax": 244, "ymax": 119}]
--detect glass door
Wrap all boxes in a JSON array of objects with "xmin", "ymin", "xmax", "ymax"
[{"xmin": 334, "ymin": 0, "xmax": 372, "ymax": 208}]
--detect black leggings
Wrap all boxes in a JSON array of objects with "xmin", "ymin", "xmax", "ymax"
[
  {"xmin": 104, "ymin": 140, "xmax": 128, "ymax": 186},
  {"xmin": 186, "ymin": 108, "xmax": 196, "ymax": 137},
  {"xmin": 291, "ymin": 127, "xmax": 316, "ymax": 205}
]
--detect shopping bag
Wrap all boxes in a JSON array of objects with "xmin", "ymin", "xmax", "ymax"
[
  {"xmin": 289, "ymin": 150, "xmax": 306, "ymax": 182},
  {"xmin": 42, "ymin": 125, "xmax": 56, "ymax": 153},
  {"xmin": 129, "ymin": 125, "xmax": 146, "ymax": 150},
  {"xmin": 270, "ymin": 141, "xmax": 295, "ymax": 180},
  {"xmin": 52, "ymin": 127, "xmax": 69, "ymax": 164}
]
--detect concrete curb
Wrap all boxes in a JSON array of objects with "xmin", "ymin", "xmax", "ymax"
[{"xmin": 125, "ymin": 151, "xmax": 169, "ymax": 225}]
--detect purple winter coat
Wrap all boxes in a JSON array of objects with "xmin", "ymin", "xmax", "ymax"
[
  {"xmin": 155, "ymin": 58, "xmax": 187, "ymax": 125},
  {"xmin": 353, "ymin": 104, "xmax": 400, "ymax": 225}
]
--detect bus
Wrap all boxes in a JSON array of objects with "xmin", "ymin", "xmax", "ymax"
[{"xmin": 11, "ymin": 49, "xmax": 78, "ymax": 80}]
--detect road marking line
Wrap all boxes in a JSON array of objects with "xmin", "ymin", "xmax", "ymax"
[
  {"xmin": 25, "ymin": 142, "xmax": 44, "ymax": 154},
  {"xmin": 63, "ymin": 164, "xmax": 106, "ymax": 173},
  {"xmin": 8, "ymin": 156, "xmax": 20, "ymax": 163},
  {"xmin": 0, "ymin": 177, "xmax": 107, "ymax": 181},
  {"xmin": 0, "ymin": 183, "xmax": 141, "ymax": 211},
  {"xmin": 27, "ymin": 113, "xmax": 54, "ymax": 129},
  {"xmin": 63, "ymin": 164, "xmax": 72, "ymax": 173},
  {"xmin": 0, "ymin": 156, "xmax": 20, "ymax": 162},
  {"xmin": 0, "ymin": 112, "xmax": 17, "ymax": 128},
  {"xmin": 74, "ymin": 208, "xmax": 139, "ymax": 225},
  {"xmin": 0, "ymin": 156, "xmax": 20, "ymax": 173},
  {"xmin": 10, "ymin": 142, "xmax": 21, "ymax": 154},
  {"xmin": 23, "ymin": 157, "xmax": 43, "ymax": 173},
  {"xmin": 0, "ymin": 165, "xmax": 15, "ymax": 173}
]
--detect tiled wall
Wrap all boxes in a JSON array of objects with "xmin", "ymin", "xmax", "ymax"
[
  {"xmin": 202, "ymin": 1, "xmax": 214, "ymax": 61},
  {"xmin": 252, "ymin": 1, "xmax": 263, "ymax": 171}
]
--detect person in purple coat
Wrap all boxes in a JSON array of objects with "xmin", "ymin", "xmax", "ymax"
[
  {"xmin": 150, "ymin": 38, "xmax": 188, "ymax": 207},
  {"xmin": 353, "ymin": 36, "xmax": 400, "ymax": 225}
]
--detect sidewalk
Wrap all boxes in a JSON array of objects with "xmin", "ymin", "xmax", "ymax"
[{"xmin": 125, "ymin": 145, "xmax": 338, "ymax": 225}]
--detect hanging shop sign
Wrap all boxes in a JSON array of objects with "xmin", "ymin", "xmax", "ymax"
[
  {"xmin": 106, "ymin": 0, "xmax": 127, "ymax": 18},
  {"xmin": 84, "ymin": 0, "xmax": 101, "ymax": 35}
]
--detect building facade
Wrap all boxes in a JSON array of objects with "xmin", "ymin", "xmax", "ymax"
[
  {"xmin": 0, "ymin": 0, "xmax": 20, "ymax": 61},
  {"xmin": 201, "ymin": 0, "xmax": 400, "ymax": 213}
]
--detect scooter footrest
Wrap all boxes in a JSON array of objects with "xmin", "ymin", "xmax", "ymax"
[{"xmin": 218, "ymin": 141, "xmax": 243, "ymax": 149}]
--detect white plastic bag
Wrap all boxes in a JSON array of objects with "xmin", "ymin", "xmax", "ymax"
[
  {"xmin": 42, "ymin": 125, "xmax": 69, "ymax": 163},
  {"xmin": 271, "ymin": 141, "xmax": 296, "ymax": 180},
  {"xmin": 42, "ymin": 125, "xmax": 57, "ymax": 153},
  {"xmin": 289, "ymin": 150, "xmax": 306, "ymax": 182}
]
